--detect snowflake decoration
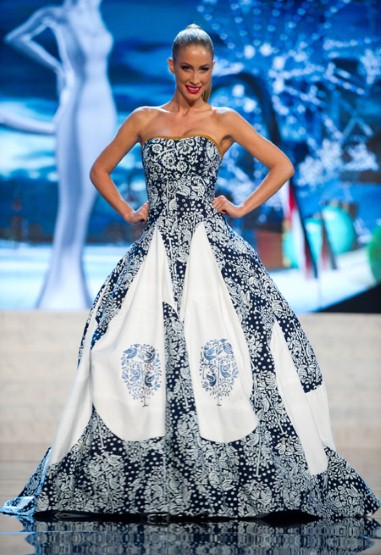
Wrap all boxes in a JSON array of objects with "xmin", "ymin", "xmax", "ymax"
[{"xmin": 198, "ymin": 0, "xmax": 380, "ymax": 193}]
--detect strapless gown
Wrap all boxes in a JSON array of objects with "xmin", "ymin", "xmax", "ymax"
[{"xmin": 1, "ymin": 135, "xmax": 379, "ymax": 519}]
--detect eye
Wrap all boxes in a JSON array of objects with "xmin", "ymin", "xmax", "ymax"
[
  {"xmin": 181, "ymin": 65, "xmax": 191, "ymax": 71},
  {"xmin": 200, "ymin": 66, "xmax": 210, "ymax": 72}
]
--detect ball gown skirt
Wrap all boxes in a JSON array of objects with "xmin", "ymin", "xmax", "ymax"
[{"xmin": 1, "ymin": 135, "xmax": 379, "ymax": 520}]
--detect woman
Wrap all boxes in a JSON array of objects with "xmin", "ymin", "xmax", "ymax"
[
  {"xmin": 3, "ymin": 0, "xmax": 117, "ymax": 309},
  {"xmin": 1, "ymin": 24, "xmax": 379, "ymax": 520}
]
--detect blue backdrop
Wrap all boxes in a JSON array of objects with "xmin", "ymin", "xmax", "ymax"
[{"xmin": 1, "ymin": 0, "xmax": 380, "ymax": 311}]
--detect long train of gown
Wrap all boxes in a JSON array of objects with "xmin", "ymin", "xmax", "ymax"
[{"xmin": 1, "ymin": 135, "xmax": 379, "ymax": 519}]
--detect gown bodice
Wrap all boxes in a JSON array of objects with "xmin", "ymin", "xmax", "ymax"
[
  {"xmin": 142, "ymin": 135, "xmax": 223, "ymax": 226},
  {"xmin": 140, "ymin": 135, "xmax": 225, "ymax": 309}
]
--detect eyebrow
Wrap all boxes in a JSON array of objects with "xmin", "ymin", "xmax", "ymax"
[{"xmin": 180, "ymin": 62, "xmax": 211, "ymax": 68}]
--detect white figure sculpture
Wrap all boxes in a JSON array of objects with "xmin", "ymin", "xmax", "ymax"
[{"xmin": 3, "ymin": 0, "xmax": 117, "ymax": 308}]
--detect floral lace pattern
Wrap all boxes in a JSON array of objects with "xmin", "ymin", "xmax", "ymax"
[{"xmin": 1, "ymin": 136, "xmax": 379, "ymax": 520}]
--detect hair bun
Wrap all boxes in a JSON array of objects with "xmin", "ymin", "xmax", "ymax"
[{"xmin": 186, "ymin": 23, "xmax": 202, "ymax": 30}]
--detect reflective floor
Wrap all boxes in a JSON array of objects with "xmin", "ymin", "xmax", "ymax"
[{"xmin": 0, "ymin": 511, "xmax": 380, "ymax": 555}]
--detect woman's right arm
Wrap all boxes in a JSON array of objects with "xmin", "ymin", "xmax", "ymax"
[
  {"xmin": 90, "ymin": 108, "xmax": 150, "ymax": 224},
  {"xmin": 5, "ymin": 8, "xmax": 63, "ymax": 75}
]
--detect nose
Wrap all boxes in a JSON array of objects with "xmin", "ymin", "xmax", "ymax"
[{"xmin": 190, "ymin": 71, "xmax": 200, "ymax": 84}]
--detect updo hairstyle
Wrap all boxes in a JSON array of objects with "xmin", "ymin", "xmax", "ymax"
[{"xmin": 171, "ymin": 24, "xmax": 214, "ymax": 102}]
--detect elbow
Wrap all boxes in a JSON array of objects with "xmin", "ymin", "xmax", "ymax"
[
  {"xmin": 287, "ymin": 161, "xmax": 295, "ymax": 180},
  {"xmin": 273, "ymin": 157, "xmax": 295, "ymax": 183},
  {"xmin": 89, "ymin": 162, "xmax": 102, "ymax": 187},
  {"xmin": 89, "ymin": 164, "xmax": 96, "ymax": 185},
  {"xmin": 90, "ymin": 159, "xmax": 113, "ymax": 191},
  {"xmin": 282, "ymin": 158, "xmax": 295, "ymax": 181}
]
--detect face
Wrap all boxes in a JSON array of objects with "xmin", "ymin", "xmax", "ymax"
[{"xmin": 169, "ymin": 45, "xmax": 214, "ymax": 101}]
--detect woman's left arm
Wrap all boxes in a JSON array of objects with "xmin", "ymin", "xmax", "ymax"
[{"xmin": 213, "ymin": 110, "xmax": 294, "ymax": 218}]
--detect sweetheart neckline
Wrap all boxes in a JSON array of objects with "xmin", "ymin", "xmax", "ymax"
[{"xmin": 141, "ymin": 134, "xmax": 223, "ymax": 158}]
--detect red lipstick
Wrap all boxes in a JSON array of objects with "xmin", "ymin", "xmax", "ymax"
[{"xmin": 186, "ymin": 85, "xmax": 201, "ymax": 94}]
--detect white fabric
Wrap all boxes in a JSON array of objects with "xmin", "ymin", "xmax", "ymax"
[
  {"xmin": 90, "ymin": 226, "xmax": 175, "ymax": 441},
  {"xmin": 180, "ymin": 223, "xmax": 258, "ymax": 443},
  {"xmin": 306, "ymin": 385, "xmax": 336, "ymax": 451},
  {"xmin": 270, "ymin": 320, "xmax": 330, "ymax": 475},
  {"xmin": 49, "ymin": 291, "xmax": 103, "ymax": 464}
]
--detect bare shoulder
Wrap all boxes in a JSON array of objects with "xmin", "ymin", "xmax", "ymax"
[
  {"xmin": 127, "ymin": 106, "xmax": 165, "ymax": 137},
  {"xmin": 209, "ymin": 107, "xmax": 291, "ymax": 167},
  {"xmin": 128, "ymin": 106, "xmax": 161, "ymax": 122},
  {"xmin": 132, "ymin": 105, "xmax": 165, "ymax": 116},
  {"xmin": 211, "ymin": 107, "xmax": 246, "ymax": 125},
  {"xmin": 117, "ymin": 106, "xmax": 155, "ymax": 135},
  {"xmin": 210, "ymin": 106, "xmax": 234, "ymax": 114},
  {"xmin": 210, "ymin": 106, "xmax": 238, "ymax": 117},
  {"xmin": 209, "ymin": 107, "xmax": 252, "ymax": 145},
  {"xmin": 211, "ymin": 106, "xmax": 247, "ymax": 129}
]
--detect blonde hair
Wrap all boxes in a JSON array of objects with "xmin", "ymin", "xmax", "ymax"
[{"xmin": 172, "ymin": 24, "xmax": 214, "ymax": 103}]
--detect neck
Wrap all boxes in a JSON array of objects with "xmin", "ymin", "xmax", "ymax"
[{"xmin": 168, "ymin": 90, "xmax": 207, "ymax": 114}]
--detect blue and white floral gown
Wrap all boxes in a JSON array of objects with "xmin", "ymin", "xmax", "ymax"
[{"xmin": 1, "ymin": 135, "xmax": 379, "ymax": 519}]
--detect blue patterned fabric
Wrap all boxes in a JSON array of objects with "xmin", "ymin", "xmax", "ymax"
[
  {"xmin": 121, "ymin": 344, "xmax": 161, "ymax": 407},
  {"xmin": 200, "ymin": 338, "xmax": 239, "ymax": 405},
  {"xmin": 1, "ymin": 136, "xmax": 379, "ymax": 519}
]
